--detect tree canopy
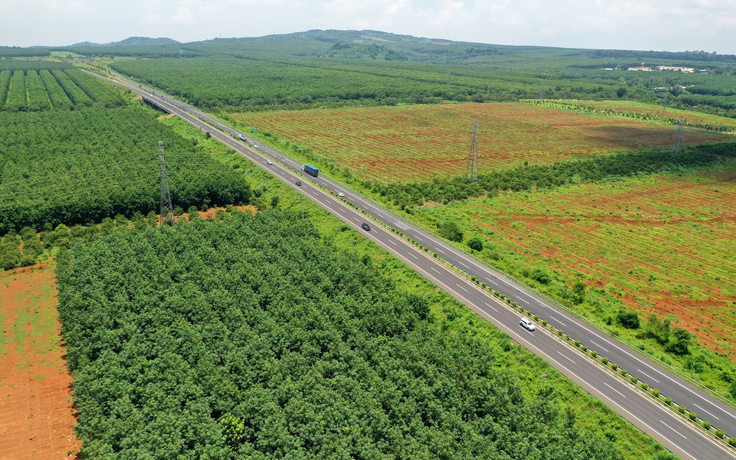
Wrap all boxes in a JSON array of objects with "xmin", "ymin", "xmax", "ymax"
[{"xmin": 57, "ymin": 211, "xmax": 619, "ymax": 458}]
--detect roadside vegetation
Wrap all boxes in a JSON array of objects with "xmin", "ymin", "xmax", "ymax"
[
  {"xmin": 56, "ymin": 208, "xmax": 672, "ymax": 459},
  {"xmin": 235, "ymin": 105, "xmax": 736, "ymax": 399},
  {"xmin": 0, "ymin": 62, "xmax": 250, "ymax": 236},
  {"xmin": 3, "ymin": 29, "xmax": 734, "ymax": 455},
  {"xmin": 235, "ymin": 103, "xmax": 732, "ymax": 183},
  {"xmin": 1, "ymin": 114, "xmax": 674, "ymax": 458}
]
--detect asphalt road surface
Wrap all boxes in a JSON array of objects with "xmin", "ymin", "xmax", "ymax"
[{"xmin": 90, "ymin": 69, "xmax": 736, "ymax": 459}]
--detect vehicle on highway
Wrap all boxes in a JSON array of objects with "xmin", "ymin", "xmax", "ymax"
[
  {"xmin": 253, "ymin": 144, "xmax": 259, "ymax": 149},
  {"xmin": 520, "ymin": 317, "xmax": 536, "ymax": 331},
  {"xmin": 337, "ymin": 191, "xmax": 345, "ymax": 197},
  {"xmin": 267, "ymin": 160, "xmax": 273, "ymax": 165},
  {"xmin": 295, "ymin": 180, "xmax": 302, "ymax": 186},
  {"xmin": 238, "ymin": 134, "xmax": 246, "ymax": 141},
  {"xmin": 361, "ymin": 223, "xmax": 371, "ymax": 231},
  {"xmin": 304, "ymin": 164, "xmax": 319, "ymax": 177}
]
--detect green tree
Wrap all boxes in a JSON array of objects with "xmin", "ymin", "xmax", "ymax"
[
  {"xmin": 467, "ymin": 236, "xmax": 484, "ymax": 251},
  {"xmin": 666, "ymin": 328, "xmax": 692, "ymax": 355},
  {"xmin": 617, "ymin": 310, "xmax": 640, "ymax": 329},
  {"xmin": 644, "ymin": 314, "xmax": 670, "ymax": 345},
  {"xmin": 437, "ymin": 220, "xmax": 463, "ymax": 242}
]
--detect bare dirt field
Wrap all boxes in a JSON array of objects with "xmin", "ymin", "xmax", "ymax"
[
  {"xmin": 0, "ymin": 263, "xmax": 80, "ymax": 460},
  {"xmin": 237, "ymin": 102, "xmax": 733, "ymax": 184}
]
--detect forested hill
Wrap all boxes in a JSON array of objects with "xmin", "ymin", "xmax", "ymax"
[{"xmin": 57, "ymin": 211, "xmax": 620, "ymax": 458}]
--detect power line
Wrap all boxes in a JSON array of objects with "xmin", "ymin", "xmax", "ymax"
[
  {"xmin": 671, "ymin": 120, "xmax": 684, "ymax": 154},
  {"xmin": 158, "ymin": 141, "xmax": 174, "ymax": 226},
  {"xmin": 466, "ymin": 119, "xmax": 478, "ymax": 183}
]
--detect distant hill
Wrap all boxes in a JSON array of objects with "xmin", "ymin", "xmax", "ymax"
[
  {"xmin": 190, "ymin": 29, "xmax": 509, "ymax": 62},
  {"xmin": 71, "ymin": 37, "xmax": 180, "ymax": 47}
]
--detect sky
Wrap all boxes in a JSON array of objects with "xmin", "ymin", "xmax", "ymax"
[{"xmin": 1, "ymin": 0, "xmax": 735, "ymax": 54}]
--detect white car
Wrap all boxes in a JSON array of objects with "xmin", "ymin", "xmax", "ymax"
[
  {"xmin": 520, "ymin": 317, "xmax": 536, "ymax": 331},
  {"xmin": 267, "ymin": 160, "xmax": 273, "ymax": 165},
  {"xmin": 337, "ymin": 191, "xmax": 345, "ymax": 197},
  {"xmin": 253, "ymin": 144, "xmax": 259, "ymax": 149}
]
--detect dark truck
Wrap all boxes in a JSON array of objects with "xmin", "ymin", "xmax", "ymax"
[{"xmin": 303, "ymin": 164, "xmax": 319, "ymax": 177}]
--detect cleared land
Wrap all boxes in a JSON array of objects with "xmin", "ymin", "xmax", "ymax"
[
  {"xmin": 0, "ymin": 264, "xmax": 80, "ymax": 459},
  {"xmin": 449, "ymin": 163, "xmax": 736, "ymax": 359},
  {"xmin": 237, "ymin": 102, "xmax": 732, "ymax": 184},
  {"xmin": 534, "ymin": 100, "xmax": 736, "ymax": 133}
]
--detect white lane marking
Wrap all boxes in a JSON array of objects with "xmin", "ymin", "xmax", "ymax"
[
  {"xmin": 693, "ymin": 403, "xmax": 721, "ymax": 421},
  {"xmin": 549, "ymin": 316, "xmax": 567, "ymax": 327},
  {"xmin": 394, "ymin": 220, "xmax": 409, "ymax": 230},
  {"xmin": 457, "ymin": 285, "xmax": 469, "ymax": 293},
  {"xmin": 590, "ymin": 341, "xmax": 610, "ymax": 353},
  {"xmin": 659, "ymin": 420, "xmax": 687, "ymax": 440},
  {"xmin": 435, "ymin": 247, "xmax": 446, "ymax": 254},
  {"xmin": 636, "ymin": 368, "xmax": 660, "ymax": 384},
  {"xmin": 557, "ymin": 351, "xmax": 576, "ymax": 364},
  {"xmin": 604, "ymin": 382, "xmax": 627, "ymax": 399},
  {"xmin": 134, "ymin": 73, "xmax": 735, "ymax": 428},
  {"xmin": 485, "ymin": 303, "xmax": 499, "ymax": 313},
  {"xmin": 408, "ymin": 252, "xmax": 418, "ymax": 260},
  {"xmin": 553, "ymin": 314, "xmax": 734, "ymax": 416},
  {"xmin": 387, "ymin": 239, "xmax": 397, "ymax": 246}
]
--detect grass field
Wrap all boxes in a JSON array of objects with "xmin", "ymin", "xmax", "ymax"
[
  {"xmin": 426, "ymin": 163, "xmax": 736, "ymax": 360},
  {"xmin": 236, "ymin": 102, "xmax": 732, "ymax": 184},
  {"xmin": 0, "ymin": 264, "xmax": 79, "ymax": 459},
  {"xmin": 533, "ymin": 100, "xmax": 736, "ymax": 133},
  {"xmin": 46, "ymin": 116, "xmax": 674, "ymax": 458}
]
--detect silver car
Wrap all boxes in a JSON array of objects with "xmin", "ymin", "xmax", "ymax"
[{"xmin": 520, "ymin": 317, "xmax": 536, "ymax": 331}]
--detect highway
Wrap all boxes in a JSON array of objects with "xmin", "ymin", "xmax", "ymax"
[{"xmin": 90, "ymin": 69, "xmax": 736, "ymax": 459}]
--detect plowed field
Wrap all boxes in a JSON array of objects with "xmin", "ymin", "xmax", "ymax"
[
  {"xmin": 0, "ymin": 264, "xmax": 79, "ymax": 460},
  {"xmin": 236, "ymin": 102, "xmax": 732, "ymax": 184},
  {"xmin": 459, "ymin": 164, "xmax": 736, "ymax": 359}
]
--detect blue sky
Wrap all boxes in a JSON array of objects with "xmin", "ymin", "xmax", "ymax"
[{"xmin": 1, "ymin": 0, "xmax": 735, "ymax": 54}]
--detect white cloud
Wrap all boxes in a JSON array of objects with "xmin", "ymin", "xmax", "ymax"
[
  {"xmin": 173, "ymin": 5, "xmax": 195, "ymax": 25},
  {"xmin": 0, "ymin": 0, "xmax": 734, "ymax": 53}
]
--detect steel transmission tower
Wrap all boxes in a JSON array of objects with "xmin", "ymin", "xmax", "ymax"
[
  {"xmin": 661, "ymin": 94, "xmax": 669, "ymax": 118},
  {"xmin": 466, "ymin": 119, "xmax": 479, "ymax": 183},
  {"xmin": 670, "ymin": 121, "xmax": 684, "ymax": 155},
  {"xmin": 158, "ymin": 141, "xmax": 174, "ymax": 225}
]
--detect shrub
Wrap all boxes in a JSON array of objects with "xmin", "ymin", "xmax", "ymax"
[
  {"xmin": 702, "ymin": 421, "xmax": 711, "ymax": 430},
  {"xmin": 467, "ymin": 237, "xmax": 483, "ymax": 251},
  {"xmin": 610, "ymin": 363, "xmax": 618, "ymax": 370},
  {"xmin": 678, "ymin": 405, "xmax": 686, "ymax": 414},
  {"xmin": 651, "ymin": 388, "xmax": 660, "ymax": 398},
  {"xmin": 714, "ymin": 429, "xmax": 724, "ymax": 439},
  {"xmin": 729, "ymin": 437, "xmax": 736, "ymax": 447},
  {"xmin": 664, "ymin": 397, "xmax": 672, "ymax": 405},
  {"xmin": 438, "ymin": 220, "xmax": 463, "ymax": 242},
  {"xmin": 666, "ymin": 328, "xmax": 692, "ymax": 356},
  {"xmin": 630, "ymin": 376, "xmax": 638, "ymax": 384},
  {"xmin": 529, "ymin": 268, "xmax": 551, "ymax": 284},
  {"xmin": 688, "ymin": 412, "xmax": 698, "ymax": 421},
  {"xmin": 590, "ymin": 351, "xmax": 597, "ymax": 358},
  {"xmin": 640, "ymin": 382, "xmax": 648, "ymax": 391},
  {"xmin": 601, "ymin": 357, "xmax": 608, "ymax": 364},
  {"xmin": 616, "ymin": 310, "xmax": 640, "ymax": 329}
]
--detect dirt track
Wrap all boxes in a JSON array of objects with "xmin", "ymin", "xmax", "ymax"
[{"xmin": 0, "ymin": 264, "xmax": 80, "ymax": 460}]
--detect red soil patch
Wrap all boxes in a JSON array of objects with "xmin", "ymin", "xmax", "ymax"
[
  {"xmin": 237, "ymin": 102, "xmax": 733, "ymax": 184},
  {"xmin": 176, "ymin": 204, "xmax": 258, "ymax": 221},
  {"xmin": 468, "ymin": 166, "xmax": 736, "ymax": 360},
  {"xmin": 0, "ymin": 263, "xmax": 80, "ymax": 460}
]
